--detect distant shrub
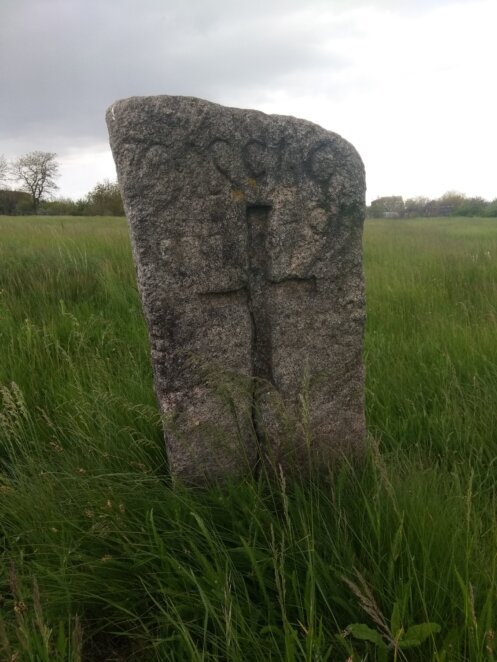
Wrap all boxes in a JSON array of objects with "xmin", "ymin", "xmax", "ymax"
[
  {"xmin": 39, "ymin": 198, "xmax": 86, "ymax": 216},
  {"xmin": 84, "ymin": 180, "xmax": 124, "ymax": 216},
  {"xmin": 481, "ymin": 199, "xmax": 497, "ymax": 217},
  {"xmin": 369, "ymin": 192, "xmax": 497, "ymax": 219},
  {"xmin": 450, "ymin": 197, "xmax": 488, "ymax": 217},
  {"xmin": 0, "ymin": 189, "xmax": 33, "ymax": 214}
]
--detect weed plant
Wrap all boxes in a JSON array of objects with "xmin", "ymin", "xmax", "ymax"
[{"xmin": 1, "ymin": 216, "xmax": 497, "ymax": 660}]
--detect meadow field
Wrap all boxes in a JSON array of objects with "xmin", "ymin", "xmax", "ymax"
[{"xmin": 1, "ymin": 215, "xmax": 497, "ymax": 661}]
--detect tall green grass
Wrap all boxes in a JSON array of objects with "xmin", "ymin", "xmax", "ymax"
[{"xmin": 1, "ymin": 215, "xmax": 497, "ymax": 660}]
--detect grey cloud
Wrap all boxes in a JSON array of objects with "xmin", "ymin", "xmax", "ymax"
[
  {"xmin": 0, "ymin": 0, "xmax": 466, "ymax": 157},
  {"xmin": 0, "ymin": 0, "xmax": 351, "ymax": 154}
]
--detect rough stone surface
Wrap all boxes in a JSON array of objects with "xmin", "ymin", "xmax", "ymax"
[{"xmin": 107, "ymin": 95, "xmax": 366, "ymax": 482}]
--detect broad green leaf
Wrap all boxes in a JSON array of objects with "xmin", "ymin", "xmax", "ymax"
[
  {"xmin": 260, "ymin": 625, "xmax": 283, "ymax": 637},
  {"xmin": 56, "ymin": 620, "xmax": 67, "ymax": 656},
  {"xmin": 390, "ymin": 600, "xmax": 402, "ymax": 637},
  {"xmin": 346, "ymin": 623, "xmax": 387, "ymax": 648},
  {"xmin": 399, "ymin": 622, "xmax": 441, "ymax": 649},
  {"xmin": 399, "ymin": 638, "xmax": 422, "ymax": 649}
]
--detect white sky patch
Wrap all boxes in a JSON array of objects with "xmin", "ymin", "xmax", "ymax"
[
  {"xmin": 57, "ymin": 146, "xmax": 117, "ymax": 201},
  {"xmin": 246, "ymin": 1, "xmax": 497, "ymax": 202}
]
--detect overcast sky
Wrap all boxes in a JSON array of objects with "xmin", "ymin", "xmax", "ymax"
[{"xmin": 1, "ymin": 0, "xmax": 496, "ymax": 203}]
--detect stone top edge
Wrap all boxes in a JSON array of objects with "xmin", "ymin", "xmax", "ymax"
[
  {"xmin": 106, "ymin": 94, "xmax": 337, "ymax": 137},
  {"xmin": 105, "ymin": 95, "xmax": 366, "ymax": 179},
  {"xmin": 108, "ymin": 94, "xmax": 302, "ymax": 121}
]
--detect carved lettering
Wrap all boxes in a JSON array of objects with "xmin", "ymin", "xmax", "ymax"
[
  {"xmin": 208, "ymin": 138, "xmax": 235, "ymax": 181},
  {"xmin": 242, "ymin": 140, "xmax": 268, "ymax": 178},
  {"xmin": 307, "ymin": 141, "xmax": 336, "ymax": 183}
]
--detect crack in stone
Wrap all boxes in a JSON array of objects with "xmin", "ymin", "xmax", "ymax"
[
  {"xmin": 197, "ymin": 205, "xmax": 320, "ymax": 471},
  {"xmin": 245, "ymin": 204, "xmax": 273, "ymax": 470}
]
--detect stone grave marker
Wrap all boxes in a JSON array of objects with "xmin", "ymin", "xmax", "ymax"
[{"xmin": 107, "ymin": 95, "xmax": 366, "ymax": 482}]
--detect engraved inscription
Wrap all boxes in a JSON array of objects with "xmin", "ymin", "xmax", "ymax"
[
  {"xmin": 209, "ymin": 137, "xmax": 340, "ymax": 188},
  {"xmin": 242, "ymin": 140, "xmax": 268, "ymax": 178},
  {"xmin": 307, "ymin": 141, "xmax": 336, "ymax": 183},
  {"xmin": 208, "ymin": 138, "xmax": 235, "ymax": 181}
]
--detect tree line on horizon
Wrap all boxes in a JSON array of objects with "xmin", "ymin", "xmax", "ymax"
[
  {"xmin": 2, "ymin": 151, "xmax": 496, "ymax": 219},
  {"xmin": 0, "ymin": 151, "xmax": 124, "ymax": 216},
  {"xmin": 368, "ymin": 193, "xmax": 497, "ymax": 218}
]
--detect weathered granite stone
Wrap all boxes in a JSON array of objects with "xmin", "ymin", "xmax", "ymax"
[{"xmin": 106, "ymin": 95, "xmax": 366, "ymax": 482}]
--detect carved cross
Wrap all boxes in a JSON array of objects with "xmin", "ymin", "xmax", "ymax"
[{"xmin": 200, "ymin": 204, "xmax": 317, "ymax": 386}]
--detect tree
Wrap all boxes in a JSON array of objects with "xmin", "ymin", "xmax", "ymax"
[
  {"xmin": 39, "ymin": 197, "xmax": 86, "ymax": 216},
  {"xmin": 11, "ymin": 151, "xmax": 60, "ymax": 212},
  {"xmin": 369, "ymin": 196, "xmax": 405, "ymax": 218},
  {"xmin": 0, "ymin": 154, "xmax": 7, "ymax": 186},
  {"xmin": 452, "ymin": 196, "xmax": 487, "ymax": 217},
  {"xmin": 437, "ymin": 190, "xmax": 466, "ymax": 216},
  {"xmin": 482, "ymin": 199, "xmax": 497, "ymax": 218},
  {"xmin": 0, "ymin": 190, "xmax": 32, "ymax": 215},
  {"xmin": 84, "ymin": 179, "xmax": 124, "ymax": 216},
  {"xmin": 404, "ymin": 196, "xmax": 429, "ymax": 217}
]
